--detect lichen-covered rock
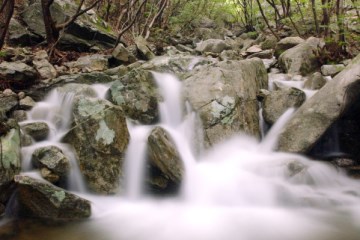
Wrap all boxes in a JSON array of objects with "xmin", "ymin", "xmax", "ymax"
[
  {"xmin": 303, "ymin": 72, "xmax": 327, "ymax": 90},
  {"xmin": 15, "ymin": 175, "xmax": 91, "ymax": 221},
  {"xmin": 277, "ymin": 53, "xmax": 360, "ymax": 153},
  {"xmin": 108, "ymin": 69, "xmax": 159, "ymax": 124},
  {"xmin": 0, "ymin": 124, "xmax": 21, "ymax": 186},
  {"xmin": 0, "ymin": 121, "xmax": 21, "ymax": 208},
  {"xmin": 147, "ymin": 127, "xmax": 183, "ymax": 192},
  {"xmin": 262, "ymin": 88, "xmax": 306, "ymax": 125},
  {"xmin": 247, "ymin": 50, "xmax": 273, "ymax": 59},
  {"xmin": 278, "ymin": 38, "xmax": 321, "ymax": 75},
  {"xmin": 64, "ymin": 96, "xmax": 129, "ymax": 194},
  {"xmin": 135, "ymin": 36, "xmax": 155, "ymax": 60},
  {"xmin": 274, "ymin": 37, "xmax": 305, "ymax": 58},
  {"xmin": 57, "ymin": 83, "xmax": 97, "ymax": 98},
  {"xmin": 184, "ymin": 58, "xmax": 268, "ymax": 146},
  {"xmin": 321, "ymin": 64, "xmax": 345, "ymax": 77},
  {"xmin": 195, "ymin": 39, "xmax": 231, "ymax": 54},
  {"xmin": 0, "ymin": 61, "xmax": 38, "ymax": 89},
  {"xmin": 21, "ymin": 122, "xmax": 49, "ymax": 141},
  {"xmin": 31, "ymin": 146, "xmax": 70, "ymax": 183}
]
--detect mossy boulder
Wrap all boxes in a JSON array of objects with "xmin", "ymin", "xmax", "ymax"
[
  {"xmin": 15, "ymin": 175, "xmax": 91, "ymax": 221},
  {"xmin": 108, "ymin": 69, "xmax": 159, "ymax": 124},
  {"xmin": 64, "ymin": 96, "xmax": 129, "ymax": 194}
]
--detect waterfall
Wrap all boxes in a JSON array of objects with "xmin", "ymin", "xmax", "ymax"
[{"xmin": 13, "ymin": 73, "xmax": 360, "ymax": 240}]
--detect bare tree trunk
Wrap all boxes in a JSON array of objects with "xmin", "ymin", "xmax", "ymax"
[
  {"xmin": 0, "ymin": 0, "xmax": 15, "ymax": 50},
  {"xmin": 336, "ymin": 0, "xmax": 346, "ymax": 51},
  {"xmin": 255, "ymin": 0, "xmax": 280, "ymax": 40},
  {"xmin": 310, "ymin": 0, "xmax": 320, "ymax": 35},
  {"xmin": 321, "ymin": 0, "xmax": 331, "ymax": 36}
]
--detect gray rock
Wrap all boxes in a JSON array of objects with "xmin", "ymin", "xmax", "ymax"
[
  {"xmin": 31, "ymin": 146, "xmax": 70, "ymax": 183},
  {"xmin": 11, "ymin": 110, "xmax": 27, "ymax": 122},
  {"xmin": 245, "ymin": 45, "xmax": 262, "ymax": 54},
  {"xmin": 0, "ymin": 61, "xmax": 38, "ymax": 88},
  {"xmin": 0, "ymin": 125, "xmax": 21, "ymax": 187},
  {"xmin": 247, "ymin": 50, "xmax": 274, "ymax": 59},
  {"xmin": 8, "ymin": 18, "xmax": 42, "ymax": 46},
  {"xmin": 57, "ymin": 83, "xmax": 97, "ymax": 98},
  {"xmin": 195, "ymin": 39, "xmax": 231, "ymax": 54},
  {"xmin": 135, "ymin": 36, "xmax": 155, "ymax": 60},
  {"xmin": 262, "ymin": 88, "xmax": 306, "ymax": 125},
  {"xmin": 32, "ymin": 58, "xmax": 57, "ymax": 79},
  {"xmin": 20, "ymin": 0, "xmax": 116, "ymax": 50},
  {"xmin": 19, "ymin": 96, "xmax": 36, "ymax": 110},
  {"xmin": 278, "ymin": 37, "xmax": 321, "ymax": 76},
  {"xmin": 21, "ymin": 122, "xmax": 49, "ymax": 141},
  {"xmin": 147, "ymin": 127, "xmax": 183, "ymax": 189},
  {"xmin": 277, "ymin": 53, "xmax": 360, "ymax": 153},
  {"xmin": 321, "ymin": 64, "xmax": 345, "ymax": 77},
  {"xmin": 141, "ymin": 55, "xmax": 217, "ymax": 75},
  {"xmin": 65, "ymin": 54, "xmax": 109, "ymax": 73},
  {"xmin": 184, "ymin": 58, "xmax": 268, "ymax": 146},
  {"xmin": 64, "ymin": 96, "xmax": 129, "ymax": 194},
  {"xmin": 304, "ymin": 72, "xmax": 327, "ymax": 90},
  {"xmin": 275, "ymin": 37, "xmax": 305, "ymax": 58},
  {"xmin": 15, "ymin": 175, "xmax": 91, "ymax": 221},
  {"xmin": 0, "ymin": 91, "xmax": 18, "ymax": 114},
  {"xmin": 112, "ymin": 43, "xmax": 134, "ymax": 63},
  {"xmin": 108, "ymin": 69, "xmax": 159, "ymax": 124},
  {"xmin": 260, "ymin": 36, "xmax": 278, "ymax": 50},
  {"xmin": 219, "ymin": 50, "xmax": 242, "ymax": 61}
]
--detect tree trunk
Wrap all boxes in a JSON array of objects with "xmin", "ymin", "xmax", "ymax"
[
  {"xmin": 336, "ymin": 0, "xmax": 346, "ymax": 51},
  {"xmin": 0, "ymin": 0, "xmax": 15, "ymax": 50},
  {"xmin": 41, "ymin": 0, "xmax": 59, "ymax": 47},
  {"xmin": 310, "ymin": 0, "xmax": 320, "ymax": 35},
  {"xmin": 321, "ymin": 0, "xmax": 330, "ymax": 37}
]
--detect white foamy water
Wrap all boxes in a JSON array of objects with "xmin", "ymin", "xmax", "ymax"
[{"xmin": 10, "ymin": 73, "xmax": 360, "ymax": 240}]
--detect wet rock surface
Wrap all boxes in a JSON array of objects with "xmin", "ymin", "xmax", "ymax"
[{"xmin": 15, "ymin": 175, "xmax": 91, "ymax": 221}]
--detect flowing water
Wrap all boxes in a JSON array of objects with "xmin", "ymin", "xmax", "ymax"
[{"xmin": 3, "ymin": 72, "xmax": 360, "ymax": 240}]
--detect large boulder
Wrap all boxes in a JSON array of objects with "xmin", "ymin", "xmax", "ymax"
[
  {"xmin": 64, "ymin": 96, "xmax": 129, "ymax": 194},
  {"xmin": 15, "ymin": 175, "xmax": 91, "ymax": 221},
  {"xmin": 278, "ymin": 37, "xmax": 322, "ymax": 76},
  {"xmin": 108, "ymin": 69, "xmax": 159, "ymax": 124},
  {"xmin": 8, "ymin": 18, "xmax": 42, "ymax": 46},
  {"xmin": 184, "ymin": 58, "xmax": 268, "ymax": 146},
  {"xmin": 303, "ymin": 72, "xmax": 327, "ymax": 90},
  {"xmin": 261, "ymin": 87, "xmax": 306, "ymax": 125},
  {"xmin": 0, "ymin": 61, "xmax": 38, "ymax": 89},
  {"xmin": 274, "ymin": 37, "xmax": 305, "ymax": 58},
  {"xmin": 20, "ymin": 0, "xmax": 116, "ymax": 50},
  {"xmin": 277, "ymin": 53, "xmax": 360, "ymax": 153},
  {"xmin": 0, "ymin": 122, "xmax": 21, "ymax": 206},
  {"xmin": 147, "ymin": 127, "xmax": 183, "ymax": 192},
  {"xmin": 195, "ymin": 39, "xmax": 231, "ymax": 54}
]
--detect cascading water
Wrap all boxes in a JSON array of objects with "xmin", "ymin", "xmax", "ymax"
[{"xmin": 8, "ymin": 73, "xmax": 360, "ymax": 240}]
